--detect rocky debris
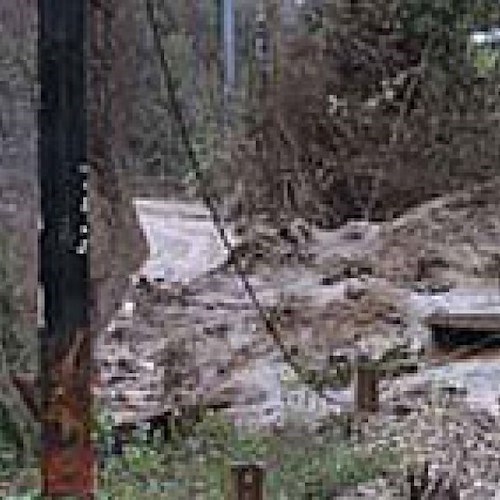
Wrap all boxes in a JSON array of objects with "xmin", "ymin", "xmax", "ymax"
[
  {"xmin": 321, "ymin": 274, "xmax": 343, "ymax": 286},
  {"xmin": 96, "ymin": 273, "xmax": 273, "ymax": 425},
  {"xmin": 110, "ymin": 264, "xmax": 422, "ymax": 426},
  {"xmin": 99, "ymin": 187, "xmax": 500, "ymax": 448},
  {"xmin": 375, "ymin": 177, "xmax": 500, "ymax": 287},
  {"xmin": 135, "ymin": 275, "xmax": 152, "ymax": 293},
  {"xmin": 339, "ymin": 378, "xmax": 500, "ymax": 498},
  {"xmin": 344, "ymin": 278, "xmax": 368, "ymax": 300},
  {"xmin": 215, "ymin": 216, "xmax": 320, "ymax": 275},
  {"xmin": 411, "ymin": 281, "xmax": 452, "ymax": 294},
  {"xmin": 320, "ymin": 258, "xmax": 375, "ymax": 288},
  {"xmin": 272, "ymin": 281, "xmax": 413, "ymax": 372},
  {"xmin": 337, "ymin": 463, "xmax": 461, "ymax": 499},
  {"xmin": 91, "ymin": 198, "xmax": 500, "ymax": 500}
]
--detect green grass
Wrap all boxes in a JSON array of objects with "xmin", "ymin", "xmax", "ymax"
[
  {"xmin": 471, "ymin": 45, "xmax": 500, "ymax": 78},
  {"xmin": 0, "ymin": 231, "xmax": 39, "ymax": 498},
  {"xmin": 96, "ymin": 413, "xmax": 398, "ymax": 499},
  {"xmin": 0, "ymin": 408, "xmax": 399, "ymax": 498}
]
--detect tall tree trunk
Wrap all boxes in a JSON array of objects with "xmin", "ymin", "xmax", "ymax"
[{"xmin": 39, "ymin": 0, "xmax": 93, "ymax": 494}]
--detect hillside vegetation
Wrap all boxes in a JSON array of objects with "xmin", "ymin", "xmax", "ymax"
[{"xmin": 210, "ymin": 0, "xmax": 500, "ymax": 236}]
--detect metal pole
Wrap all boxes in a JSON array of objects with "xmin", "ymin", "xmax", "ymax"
[
  {"xmin": 223, "ymin": 0, "xmax": 236, "ymax": 96},
  {"xmin": 216, "ymin": 0, "xmax": 234, "ymax": 126},
  {"xmin": 39, "ymin": 0, "xmax": 94, "ymax": 496}
]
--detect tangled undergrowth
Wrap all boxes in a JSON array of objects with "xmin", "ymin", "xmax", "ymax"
[{"xmin": 0, "ymin": 409, "xmax": 399, "ymax": 499}]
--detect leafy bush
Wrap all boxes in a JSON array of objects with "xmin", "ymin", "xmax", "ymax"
[{"xmin": 212, "ymin": 0, "xmax": 500, "ymax": 235}]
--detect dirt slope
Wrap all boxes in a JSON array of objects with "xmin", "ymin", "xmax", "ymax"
[{"xmin": 374, "ymin": 177, "xmax": 500, "ymax": 288}]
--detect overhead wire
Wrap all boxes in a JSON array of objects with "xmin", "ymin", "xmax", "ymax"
[
  {"xmin": 144, "ymin": 0, "xmax": 500, "ymax": 397},
  {"xmin": 144, "ymin": 0, "xmax": 332, "ymax": 395}
]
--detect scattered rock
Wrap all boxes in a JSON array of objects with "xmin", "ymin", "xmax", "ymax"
[
  {"xmin": 203, "ymin": 324, "xmax": 229, "ymax": 338},
  {"xmin": 329, "ymin": 354, "xmax": 350, "ymax": 365},
  {"xmin": 321, "ymin": 274, "xmax": 342, "ymax": 286},
  {"xmin": 345, "ymin": 280, "xmax": 368, "ymax": 300},
  {"xmin": 385, "ymin": 311, "xmax": 403, "ymax": 325},
  {"xmin": 136, "ymin": 275, "xmax": 152, "ymax": 292},
  {"xmin": 110, "ymin": 327, "xmax": 126, "ymax": 342},
  {"xmin": 439, "ymin": 385, "xmax": 467, "ymax": 398},
  {"xmin": 427, "ymin": 282, "xmax": 451, "ymax": 294},
  {"xmin": 117, "ymin": 357, "xmax": 136, "ymax": 372},
  {"xmin": 412, "ymin": 282, "xmax": 427, "ymax": 293}
]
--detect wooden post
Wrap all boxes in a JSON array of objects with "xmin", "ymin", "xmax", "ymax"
[
  {"xmin": 227, "ymin": 462, "xmax": 265, "ymax": 500},
  {"xmin": 354, "ymin": 355, "xmax": 379, "ymax": 414},
  {"xmin": 39, "ymin": 0, "xmax": 94, "ymax": 495}
]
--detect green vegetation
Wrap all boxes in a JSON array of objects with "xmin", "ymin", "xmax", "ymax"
[
  {"xmin": 0, "ymin": 409, "xmax": 399, "ymax": 498},
  {"xmin": 97, "ymin": 412, "xmax": 398, "ymax": 499},
  {"xmin": 0, "ymin": 232, "xmax": 38, "ymax": 498},
  {"xmin": 471, "ymin": 44, "xmax": 500, "ymax": 78},
  {"xmin": 0, "ymin": 232, "xmax": 35, "ymax": 372}
]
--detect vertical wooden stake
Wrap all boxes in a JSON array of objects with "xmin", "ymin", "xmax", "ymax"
[
  {"xmin": 227, "ymin": 462, "xmax": 265, "ymax": 500},
  {"xmin": 354, "ymin": 355, "xmax": 379, "ymax": 414}
]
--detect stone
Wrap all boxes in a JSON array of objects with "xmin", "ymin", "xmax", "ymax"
[
  {"xmin": 439, "ymin": 385, "xmax": 467, "ymax": 397},
  {"xmin": 412, "ymin": 282, "xmax": 427, "ymax": 293},
  {"xmin": 427, "ymin": 282, "xmax": 451, "ymax": 294},
  {"xmin": 385, "ymin": 311, "xmax": 403, "ymax": 325},
  {"xmin": 345, "ymin": 280, "xmax": 368, "ymax": 300},
  {"xmin": 136, "ymin": 276, "xmax": 152, "ymax": 292},
  {"xmin": 321, "ymin": 274, "xmax": 341, "ymax": 286}
]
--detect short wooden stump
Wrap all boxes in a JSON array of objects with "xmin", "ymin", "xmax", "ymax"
[
  {"xmin": 227, "ymin": 461, "xmax": 265, "ymax": 500},
  {"xmin": 354, "ymin": 355, "xmax": 379, "ymax": 414}
]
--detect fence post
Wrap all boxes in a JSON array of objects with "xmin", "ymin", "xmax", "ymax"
[
  {"xmin": 354, "ymin": 355, "xmax": 379, "ymax": 414},
  {"xmin": 227, "ymin": 462, "xmax": 265, "ymax": 500}
]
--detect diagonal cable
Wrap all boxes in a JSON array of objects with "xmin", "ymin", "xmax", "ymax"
[{"xmin": 145, "ymin": 0, "xmax": 331, "ymax": 395}]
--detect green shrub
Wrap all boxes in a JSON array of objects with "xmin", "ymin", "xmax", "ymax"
[{"xmin": 96, "ymin": 411, "xmax": 398, "ymax": 499}]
